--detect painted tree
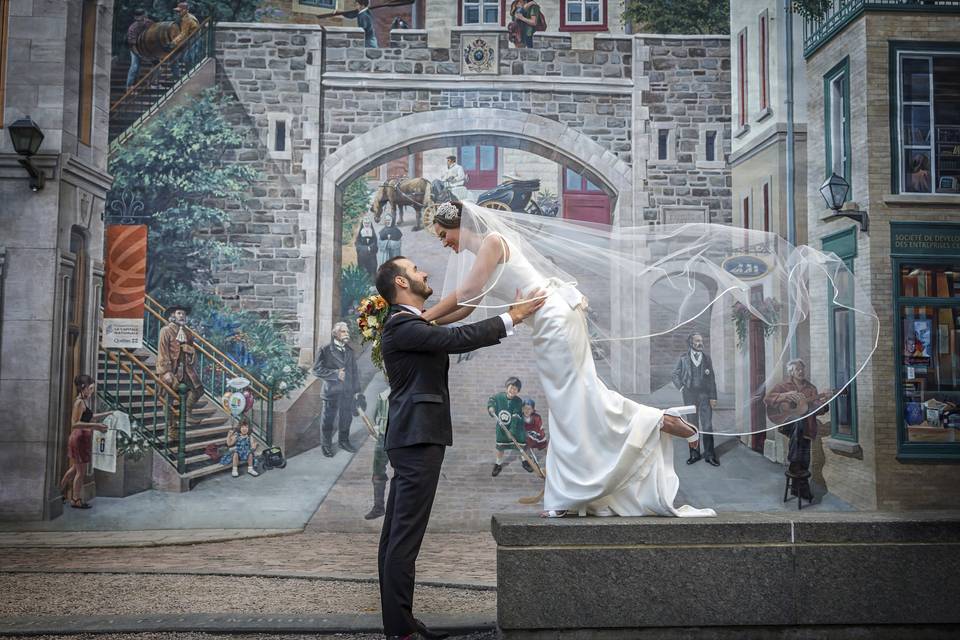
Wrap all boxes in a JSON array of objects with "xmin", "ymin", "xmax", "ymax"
[
  {"xmin": 623, "ymin": 0, "xmax": 729, "ymax": 35},
  {"xmin": 622, "ymin": 0, "xmax": 834, "ymax": 35},
  {"xmin": 107, "ymin": 90, "xmax": 259, "ymax": 294}
]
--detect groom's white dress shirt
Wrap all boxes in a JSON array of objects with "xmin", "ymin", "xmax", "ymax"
[{"xmin": 397, "ymin": 304, "xmax": 515, "ymax": 336}]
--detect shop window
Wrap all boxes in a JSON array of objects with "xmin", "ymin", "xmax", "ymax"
[
  {"xmin": 893, "ymin": 222, "xmax": 960, "ymax": 457},
  {"xmin": 78, "ymin": 0, "xmax": 97, "ymax": 146},
  {"xmin": 461, "ymin": 0, "xmax": 501, "ymax": 25},
  {"xmin": 823, "ymin": 228, "xmax": 858, "ymax": 441},
  {"xmin": 894, "ymin": 48, "xmax": 960, "ymax": 194},
  {"xmin": 561, "ymin": 0, "xmax": 607, "ymax": 32},
  {"xmin": 824, "ymin": 58, "xmax": 851, "ymax": 192},
  {"xmin": 758, "ymin": 10, "xmax": 769, "ymax": 115}
]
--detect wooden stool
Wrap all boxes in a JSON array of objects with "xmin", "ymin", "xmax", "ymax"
[{"xmin": 783, "ymin": 469, "xmax": 812, "ymax": 510}]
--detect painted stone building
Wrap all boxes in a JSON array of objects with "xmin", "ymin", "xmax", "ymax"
[
  {"xmin": 803, "ymin": 1, "xmax": 960, "ymax": 509},
  {"xmin": 729, "ymin": 0, "xmax": 810, "ymax": 459},
  {"xmin": 211, "ymin": 15, "xmax": 732, "ymax": 399},
  {"xmin": 0, "ymin": 0, "xmax": 114, "ymax": 520}
]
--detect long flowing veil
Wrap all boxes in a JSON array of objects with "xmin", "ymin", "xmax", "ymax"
[{"xmin": 440, "ymin": 201, "xmax": 879, "ymax": 437}]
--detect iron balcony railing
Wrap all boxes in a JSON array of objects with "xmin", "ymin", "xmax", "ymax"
[
  {"xmin": 142, "ymin": 294, "xmax": 276, "ymax": 447},
  {"xmin": 803, "ymin": 1, "xmax": 960, "ymax": 57},
  {"xmin": 109, "ymin": 17, "xmax": 216, "ymax": 146}
]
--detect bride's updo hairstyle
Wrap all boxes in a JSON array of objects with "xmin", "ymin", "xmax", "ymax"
[{"xmin": 433, "ymin": 201, "xmax": 462, "ymax": 229}]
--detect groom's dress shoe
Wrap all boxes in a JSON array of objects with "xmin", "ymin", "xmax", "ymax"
[
  {"xmin": 705, "ymin": 455, "xmax": 720, "ymax": 467},
  {"xmin": 415, "ymin": 618, "xmax": 449, "ymax": 639},
  {"xmin": 686, "ymin": 449, "xmax": 702, "ymax": 465},
  {"xmin": 339, "ymin": 440, "xmax": 358, "ymax": 453}
]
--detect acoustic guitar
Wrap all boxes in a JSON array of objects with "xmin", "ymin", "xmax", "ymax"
[{"xmin": 766, "ymin": 389, "xmax": 834, "ymax": 424}]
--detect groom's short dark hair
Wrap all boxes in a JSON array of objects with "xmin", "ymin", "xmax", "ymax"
[{"xmin": 376, "ymin": 256, "xmax": 407, "ymax": 304}]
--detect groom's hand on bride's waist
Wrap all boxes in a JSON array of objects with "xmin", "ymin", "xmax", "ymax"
[{"xmin": 508, "ymin": 288, "xmax": 546, "ymax": 325}]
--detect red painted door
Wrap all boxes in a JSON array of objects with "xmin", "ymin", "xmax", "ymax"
[
  {"xmin": 562, "ymin": 167, "xmax": 610, "ymax": 223},
  {"xmin": 460, "ymin": 145, "xmax": 498, "ymax": 190}
]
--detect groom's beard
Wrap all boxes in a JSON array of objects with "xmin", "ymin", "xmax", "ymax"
[{"xmin": 409, "ymin": 278, "xmax": 432, "ymax": 300}]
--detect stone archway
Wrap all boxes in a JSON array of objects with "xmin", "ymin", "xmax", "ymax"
[{"xmin": 304, "ymin": 108, "xmax": 634, "ymax": 358}]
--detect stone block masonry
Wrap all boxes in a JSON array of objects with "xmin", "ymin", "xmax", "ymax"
[{"xmin": 212, "ymin": 26, "xmax": 324, "ymax": 338}]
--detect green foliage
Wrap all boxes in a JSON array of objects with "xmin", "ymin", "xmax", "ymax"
[
  {"xmin": 342, "ymin": 178, "xmax": 374, "ymax": 245},
  {"xmin": 107, "ymin": 90, "xmax": 258, "ymax": 294},
  {"xmin": 158, "ymin": 285, "xmax": 307, "ymax": 394},
  {"xmin": 623, "ymin": 0, "xmax": 729, "ymax": 35},
  {"xmin": 792, "ymin": 0, "xmax": 834, "ymax": 20},
  {"xmin": 340, "ymin": 264, "xmax": 375, "ymax": 318}
]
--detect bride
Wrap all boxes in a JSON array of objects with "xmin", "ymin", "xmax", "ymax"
[{"xmin": 421, "ymin": 201, "xmax": 716, "ymax": 518}]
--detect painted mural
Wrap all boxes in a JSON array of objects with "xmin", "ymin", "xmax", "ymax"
[{"xmin": 46, "ymin": 0, "xmax": 878, "ymax": 534}]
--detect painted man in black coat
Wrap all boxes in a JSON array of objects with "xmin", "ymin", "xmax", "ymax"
[
  {"xmin": 672, "ymin": 332, "xmax": 720, "ymax": 466},
  {"xmin": 374, "ymin": 256, "xmax": 543, "ymax": 640},
  {"xmin": 312, "ymin": 321, "xmax": 361, "ymax": 457}
]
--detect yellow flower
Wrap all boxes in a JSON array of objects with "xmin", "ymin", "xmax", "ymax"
[
  {"xmin": 362, "ymin": 328, "xmax": 374, "ymax": 339},
  {"xmin": 368, "ymin": 317, "xmax": 379, "ymax": 328}
]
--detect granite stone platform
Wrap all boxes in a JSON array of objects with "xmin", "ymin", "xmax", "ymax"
[{"xmin": 492, "ymin": 511, "xmax": 960, "ymax": 639}]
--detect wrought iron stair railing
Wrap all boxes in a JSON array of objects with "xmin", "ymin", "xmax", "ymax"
[
  {"xmin": 109, "ymin": 17, "xmax": 216, "ymax": 146},
  {"xmin": 141, "ymin": 293, "xmax": 276, "ymax": 448}
]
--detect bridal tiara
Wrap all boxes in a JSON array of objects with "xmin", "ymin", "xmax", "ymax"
[{"xmin": 435, "ymin": 202, "xmax": 460, "ymax": 224}]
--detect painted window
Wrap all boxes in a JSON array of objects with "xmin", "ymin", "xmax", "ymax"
[
  {"xmin": 79, "ymin": 0, "xmax": 97, "ymax": 146},
  {"xmin": 561, "ymin": 0, "xmax": 607, "ymax": 32},
  {"xmin": 895, "ymin": 50, "xmax": 960, "ymax": 194},
  {"xmin": 892, "ymin": 223, "xmax": 960, "ymax": 459},
  {"xmin": 462, "ymin": 0, "xmax": 500, "ymax": 25},
  {"xmin": 460, "ymin": 144, "xmax": 498, "ymax": 189},
  {"xmin": 823, "ymin": 228, "xmax": 858, "ymax": 441},
  {"xmin": 0, "ymin": 0, "xmax": 7, "ymax": 129},
  {"xmin": 298, "ymin": 0, "xmax": 336, "ymax": 7},
  {"xmin": 564, "ymin": 167, "xmax": 602, "ymax": 193},
  {"xmin": 758, "ymin": 10, "xmax": 769, "ymax": 113},
  {"xmin": 652, "ymin": 125, "xmax": 676, "ymax": 164},
  {"xmin": 736, "ymin": 29, "xmax": 748, "ymax": 130},
  {"xmin": 824, "ymin": 58, "xmax": 851, "ymax": 192}
]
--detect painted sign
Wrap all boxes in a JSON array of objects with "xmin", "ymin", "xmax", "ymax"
[
  {"xmin": 103, "ymin": 225, "xmax": 147, "ymax": 349},
  {"xmin": 722, "ymin": 255, "xmax": 769, "ymax": 280}
]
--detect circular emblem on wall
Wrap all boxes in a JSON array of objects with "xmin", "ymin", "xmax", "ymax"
[
  {"xmin": 721, "ymin": 255, "xmax": 770, "ymax": 281},
  {"xmin": 463, "ymin": 37, "xmax": 496, "ymax": 74}
]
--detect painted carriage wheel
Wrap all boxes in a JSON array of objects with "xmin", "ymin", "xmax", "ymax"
[
  {"xmin": 484, "ymin": 201, "xmax": 511, "ymax": 211},
  {"xmin": 421, "ymin": 203, "xmax": 438, "ymax": 230}
]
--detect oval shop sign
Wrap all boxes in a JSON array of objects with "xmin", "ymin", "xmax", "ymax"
[{"xmin": 722, "ymin": 255, "xmax": 769, "ymax": 280}]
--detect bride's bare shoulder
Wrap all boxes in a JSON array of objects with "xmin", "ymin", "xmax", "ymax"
[{"xmin": 482, "ymin": 232, "xmax": 511, "ymax": 263}]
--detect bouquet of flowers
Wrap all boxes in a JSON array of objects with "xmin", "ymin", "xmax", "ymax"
[{"xmin": 356, "ymin": 294, "xmax": 390, "ymax": 375}]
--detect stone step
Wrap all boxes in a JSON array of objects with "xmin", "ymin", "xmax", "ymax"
[{"xmin": 144, "ymin": 420, "xmax": 231, "ymax": 439}]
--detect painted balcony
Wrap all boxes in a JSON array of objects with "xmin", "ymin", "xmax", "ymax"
[{"xmin": 803, "ymin": 0, "xmax": 960, "ymax": 57}]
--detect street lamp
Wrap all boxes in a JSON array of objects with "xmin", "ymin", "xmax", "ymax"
[
  {"xmin": 7, "ymin": 117, "xmax": 46, "ymax": 192},
  {"xmin": 819, "ymin": 172, "xmax": 868, "ymax": 232}
]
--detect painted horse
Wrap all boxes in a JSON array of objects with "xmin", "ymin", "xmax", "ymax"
[{"xmin": 371, "ymin": 177, "xmax": 431, "ymax": 230}]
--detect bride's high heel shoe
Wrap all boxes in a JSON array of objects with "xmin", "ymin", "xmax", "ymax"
[{"xmin": 664, "ymin": 405, "xmax": 700, "ymax": 444}]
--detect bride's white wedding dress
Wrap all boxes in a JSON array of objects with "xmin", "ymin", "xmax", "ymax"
[{"xmin": 484, "ymin": 240, "xmax": 716, "ymax": 517}]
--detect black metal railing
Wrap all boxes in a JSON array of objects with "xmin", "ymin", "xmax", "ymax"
[
  {"xmin": 804, "ymin": 1, "xmax": 960, "ymax": 57},
  {"xmin": 109, "ymin": 18, "xmax": 216, "ymax": 146},
  {"xmin": 98, "ymin": 347, "xmax": 190, "ymax": 473}
]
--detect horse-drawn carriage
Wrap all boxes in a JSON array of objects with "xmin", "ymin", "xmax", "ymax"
[
  {"xmin": 372, "ymin": 175, "xmax": 558, "ymax": 231},
  {"xmin": 422, "ymin": 177, "xmax": 558, "ymax": 225}
]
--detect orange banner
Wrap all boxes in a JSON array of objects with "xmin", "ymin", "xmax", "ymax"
[{"xmin": 103, "ymin": 225, "xmax": 147, "ymax": 348}]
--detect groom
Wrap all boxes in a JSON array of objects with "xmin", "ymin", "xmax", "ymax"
[{"xmin": 374, "ymin": 256, "xmax": 543, "ymax": 640}]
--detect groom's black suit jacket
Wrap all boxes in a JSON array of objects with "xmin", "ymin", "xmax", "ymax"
[{"xmin": 380, "ymin": 306, "xmax": 507, "ymax": 451}]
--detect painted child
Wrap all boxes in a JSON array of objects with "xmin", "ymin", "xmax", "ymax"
[
  {"xmin": 221, "ymin": 419, "xmax": 260, "ymax": 477},
  {"xmin": 488, "ymin": 376, "xmax": 525, "ymax": 477}
]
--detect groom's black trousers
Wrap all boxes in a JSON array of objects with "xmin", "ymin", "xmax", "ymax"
[{"xmin": 378, "ymin": 442, "xmax": 445, "ymax": 636}]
